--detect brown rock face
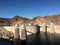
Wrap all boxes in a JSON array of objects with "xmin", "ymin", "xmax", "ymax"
[
  {"xmin": 31, "ymin": 16, "xmax": 46, "ymax": 25},
  {"xmin": 0, "ymin": 27, "xmax": 14, "ymax": 38},
  {"xmin": 10, "ymin": 16, "xmax": 30, "ymax": 26},
  {"xmin": 0, "ymin": 18, "xmax": 10, "ymax": 26},
  {"xmin": 43, "ymin": 14, "xmax": 60, "ymax": 25},
  {"xmin": 0, "ymin": 14, "xmax": 60, "ymax": 26}
]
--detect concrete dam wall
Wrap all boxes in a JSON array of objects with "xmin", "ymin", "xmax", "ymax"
[
  {"xmin": 40, "ymin": 24, "xmax": 60, "ymax": 43},
  {"xmin": 0, "ymin": 25, "xmax": 38, "ymax": 40},
  {"xmin": 0, "ymin": 24, "xmax": 60, "ymax": 43}
]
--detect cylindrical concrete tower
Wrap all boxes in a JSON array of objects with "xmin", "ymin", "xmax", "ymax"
[{"xmin": 20, "ymin": 24, "xmax": 27, "ymax": 40}]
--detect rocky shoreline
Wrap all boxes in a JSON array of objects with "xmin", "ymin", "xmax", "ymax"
[{"xmin": 0, "ymin": 27, "xmax": 14, "ymax": 40}]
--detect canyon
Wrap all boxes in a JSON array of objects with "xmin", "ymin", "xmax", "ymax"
[{"xmin": 0, "ymin": 14, "xmax": 60, "ymax": 26}]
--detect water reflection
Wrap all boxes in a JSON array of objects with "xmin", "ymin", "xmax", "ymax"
[
  {"xmin": 25, "ymin": 32, "xmax": 60, "ymax": 45},
  {"xmin": 0, "ymin": 38, "xmax": 15, "ymax": 45},
  {"xmin": 1, "ymin": 32, "xmax": 60, "ymax": 45}
]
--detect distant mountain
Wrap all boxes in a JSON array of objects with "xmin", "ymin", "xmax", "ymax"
[
  {"xmin": 0, "ymin": 14, "xmax": 60, "ymax": 26},
  {"xmin": 31, "ymin": 16, "xmax": 46, "ymax": 25},
  {"xmin": 30, "ymin": 14, "xmax": 60, "ymax": 25},
  {"xmin": 43, "ymin": 14, "xmax": 60, "ymax": 25},
  {"xmin": 10, "ymin": 15, "xmax": 30, "ymax": 26}
]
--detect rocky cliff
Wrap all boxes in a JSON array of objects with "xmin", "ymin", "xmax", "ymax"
[
  {"xmin": 0, "ymin": 14, "xmax": 60, "ymax": 26},
  {"xmin": 0, "ymin": 18, "xmax": 11, "ymax": 26}
]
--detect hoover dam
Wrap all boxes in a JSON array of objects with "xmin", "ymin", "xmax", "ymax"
[
  {"xmin": 0, "ymin": 15, "xmax": 60, "ymax": 45},
  {"xmin": 0, "ymin": 23, "xmax": 60, "ymax": 45}
]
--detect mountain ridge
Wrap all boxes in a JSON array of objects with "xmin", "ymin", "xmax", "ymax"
[{"xmin": 0, "ymin": 14, "xmax": 60, "ymax": 26}]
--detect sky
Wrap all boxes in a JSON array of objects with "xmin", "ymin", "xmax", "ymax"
[{"xmin": 0, "ymin": 0, "xmax": 60, "ymax": 19}]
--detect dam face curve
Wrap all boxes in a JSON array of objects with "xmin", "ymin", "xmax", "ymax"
[{"xmin": 0, "ymin": 24, "xmax": 60, "ymax": 44}]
